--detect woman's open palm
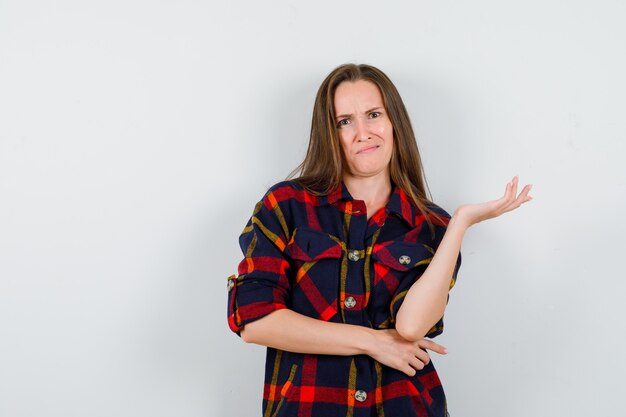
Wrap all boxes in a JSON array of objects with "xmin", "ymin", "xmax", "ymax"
[{"xmin": 454, "ymin": 176, "xmax": 533, "ymax": 229}]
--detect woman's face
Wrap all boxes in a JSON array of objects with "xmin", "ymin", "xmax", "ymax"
[{"xmin": 333, "ymin": 79, "xmax": 394, "ymax": 180}]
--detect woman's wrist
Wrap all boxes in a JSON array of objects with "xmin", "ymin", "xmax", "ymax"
[
  {"xmin": 448, "ymin": 211, "xmax": 471, "ymax": 233},
  {"xmin": 357, "ymin": 327, "xmax": 379, "ymax": 357}
]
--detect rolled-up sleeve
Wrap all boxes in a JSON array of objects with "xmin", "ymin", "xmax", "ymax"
[{"xmin": 227, "ymin": 192, "xmax": 292, "ymax": 335}]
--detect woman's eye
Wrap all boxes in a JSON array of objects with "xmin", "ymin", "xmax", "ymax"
[
  {"xmin": 369, "ymin": 112, "xmax": 381, "ymax": 119},
  {"xmin": 337, "ymin": 119, "xmax": 350, "ymax": 127}
]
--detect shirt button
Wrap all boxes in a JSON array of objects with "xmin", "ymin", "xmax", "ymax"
[
  {"xmin": 348, "ymin": 250, "xmax": 360, "ymax": 262},
  {"xmin": 354, "ymin": 390, "xmax": 367, "ymax": 402},
  {"xmin": 344, "ymin": 296, "xmax": 356, "ymax": 309},
  {"xmin": 398, "ymin": 255, "xmax": 411, "ymax": 265}
]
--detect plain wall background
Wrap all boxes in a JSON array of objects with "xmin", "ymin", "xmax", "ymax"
[{"xmin": 1, "ymin": 1, "xmax": 625, "ymax": 416}]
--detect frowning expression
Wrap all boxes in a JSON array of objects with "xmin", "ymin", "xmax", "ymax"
[{"xmin": 334, "ymin": 80, "xmax": 394, "ymax": 179}]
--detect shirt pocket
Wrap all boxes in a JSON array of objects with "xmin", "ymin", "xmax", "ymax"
[
  {"xmin": 285, "ymin": 227, "xmax": 343, "ymax": 321},
  {"xmin": 370, "ymin": 241, "xmax": 434, "ymax": 325}
]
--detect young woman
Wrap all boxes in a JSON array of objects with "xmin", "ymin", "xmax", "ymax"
[{"xmin": 227, "ymin": 63, "xmax": 532, "ymax": 417}]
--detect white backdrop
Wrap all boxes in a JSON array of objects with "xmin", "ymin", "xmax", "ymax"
[{"xmin": 1, "ymin": 1, "xmax": 625, "ymax": 416}]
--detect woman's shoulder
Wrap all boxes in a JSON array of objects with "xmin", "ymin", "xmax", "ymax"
[
  {"xmin": 255, "ymin": 180, "xmax": 319, "ymax": 210},
  {"xmin": 266, "ymin": 179, "xmax": 305, "ymax": 194},
  {"xmin": 252, "ymin": 181, "xmax": 318, "ymax": 233},
  {"xmin": 424, "ymin": 201, "xmax": 453, "ymax": 220},
  {"xmin": 261, "ymin": 179, "xmax": 309, "ymax": 201}
]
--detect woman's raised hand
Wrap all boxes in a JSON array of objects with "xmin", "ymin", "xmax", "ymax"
[{"xmin": 453, "ymin": 176, "xmax": 532, "ymax": 230}]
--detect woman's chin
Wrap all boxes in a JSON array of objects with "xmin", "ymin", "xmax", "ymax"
[{"xmin": 345, "ymin": 166, "xmax": 390, "ymax": 179}]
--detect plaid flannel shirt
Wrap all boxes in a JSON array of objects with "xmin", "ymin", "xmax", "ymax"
[{"xmin": 227, "ymin": 180, "xmax": 461, "ymax": 417}]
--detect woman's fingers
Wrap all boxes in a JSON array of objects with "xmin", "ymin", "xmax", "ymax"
[
  {"xmin": 502, "ymin": 183, "xmax": 533, "ymax": 213},
  {"xmin": 417, "ymin": 339, "xmax": 448, "ymax": 355},
  {"xmin": 374, "ymin": 331, "xmax": 455, "ymax": 376},
  {"xmin": 413, "ymin": 347, "xmax": 430, "ymax": 365},
  {"xmin": 514, "ymin": 184, "xmax": 533, "ymax": 205},
  {"xmin": 503, "ymin": 176, "xmax": 516, "ymax": 201},
  {"xmin": 506, "ymin": 177, "xmax": 520, "ymax": 205},
  {"xmin": 510, "ymin": 176, "xmax": 518, "ymax": 200},
  {"xmin": 496, "ymin": 177, "xmax": 532, "ymax": 214},
  {"xmin": 408, "ymin": 355, "xmax": 426, "ymax": 372},
  {"xmin": 494, "ymin": 179, "xmax": 518, "ymax": 211},
  {"xmin": 402, "ymin": 364, "xmax": 417, "ymax": 377},
  {"xmin": 378, "ymin": 334, "xmax": 453, "ymax": 376}
]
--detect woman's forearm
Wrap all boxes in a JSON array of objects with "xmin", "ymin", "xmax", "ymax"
[
  {"xmin": 395, "ymin": 215, "xmax": 467, "ymax": 341},
  {"xmin": 241, "ymin": 308, "xmax": 377, "ymax": 355},
  {"xmin": 241, "ymin": 308, "xmax": 448, "ymax": 376},
  {"xmin": 396, "ymin": 177, "xmax": 532, "ymax": 341}
]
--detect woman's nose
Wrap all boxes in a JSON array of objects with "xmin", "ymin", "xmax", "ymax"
[{"xmin": 355, "ymin": 118, "xmax": 370, "ymax": 141}]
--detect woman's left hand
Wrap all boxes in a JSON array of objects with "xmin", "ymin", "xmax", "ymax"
[{"xmin": 453, "ymin": 176, "xmax": 532, "ymax": 230}]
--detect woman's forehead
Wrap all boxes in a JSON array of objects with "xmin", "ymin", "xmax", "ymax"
[{"xmin": 334, "ymin": 80, "xmax": 384, "ymax": 114}]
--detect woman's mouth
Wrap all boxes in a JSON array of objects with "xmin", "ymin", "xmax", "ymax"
[{"xmin": 357, "ymin": 145, "xmax": 379, "ymax": 154}]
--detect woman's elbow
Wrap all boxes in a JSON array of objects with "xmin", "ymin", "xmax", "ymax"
[
  {"xmin": 240, "ymin": 322, "xmax": 265, "ymax": 344},
  {"xmin": 240, "ymin": 326, "xmax": 255, "ymax": 343},
  {"xmin": 240, "ymin": 316, "xmax": 271, "ymax": 344},
  {"xmin": 395, "ymin": 319, "xmax": 427, "ymax": 342},
  {"xmin": 239, "ymin": 310, "xmax": 284, "ymax": 345}
]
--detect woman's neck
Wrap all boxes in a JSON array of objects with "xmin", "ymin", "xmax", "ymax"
[{"xmin": 342, "ymin": 172, "xmax": 392, "ymax": 217}]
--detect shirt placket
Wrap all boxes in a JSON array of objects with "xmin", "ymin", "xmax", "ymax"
[
  {"xmin": 341, "ymin": 199, "xmax": 367, "ymax": 326},
  {"xmin": 341, "ymin": 199, "xmax": 383, "ymax": 415}
]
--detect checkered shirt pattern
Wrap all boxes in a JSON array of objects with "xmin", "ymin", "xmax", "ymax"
[{"xmin": 227, "ymin": 180, "xmax": 461, "ymax": 417}]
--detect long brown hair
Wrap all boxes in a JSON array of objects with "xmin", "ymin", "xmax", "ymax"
[{"xmin": 288, "ymin": 63, "xmax": 443, "ymax": 231}]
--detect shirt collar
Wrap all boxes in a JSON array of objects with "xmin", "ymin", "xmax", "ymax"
[
  {"xmin": 325, "ymin": 180, "xmax": 353, "ymax": 205},
  {"xmin": 387, "ymin": 185, "xmax": 420, "ymax": 228},
  {"xmin": 324, "ymin": 181, "xmax": 419, "ymax": 228}
]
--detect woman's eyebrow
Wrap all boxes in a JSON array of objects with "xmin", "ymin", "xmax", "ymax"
[{"xmin": 335, "ymin": 107, "xmax": 383, "ymax": 120}]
